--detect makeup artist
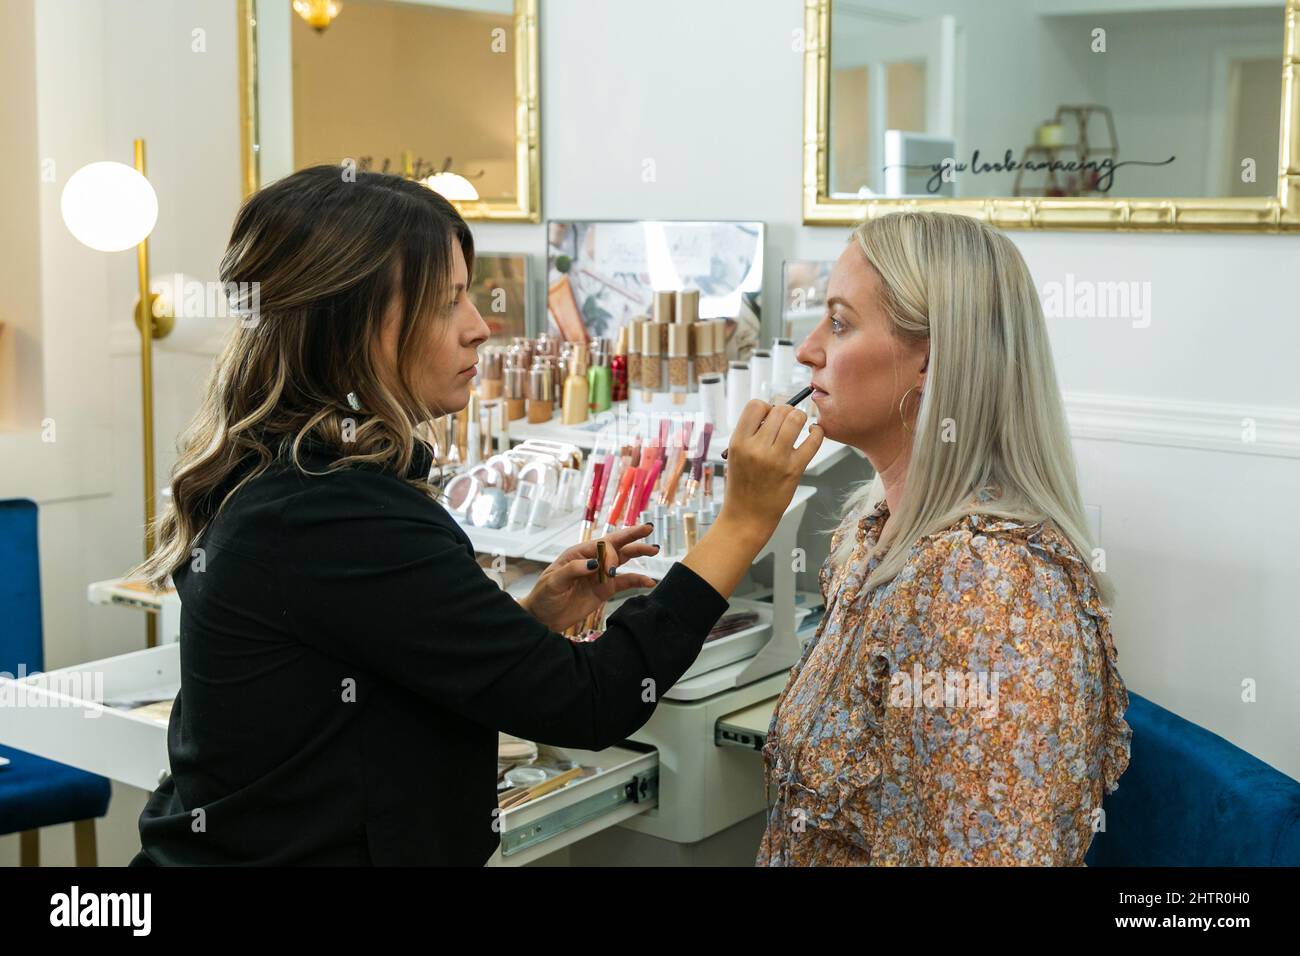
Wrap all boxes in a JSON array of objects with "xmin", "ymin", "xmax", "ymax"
[{"xmin": 127, "ymin": 166, "xmax": 822, "ymax": 866}]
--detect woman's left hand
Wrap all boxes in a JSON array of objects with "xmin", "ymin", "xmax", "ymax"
[{"xmin": 519, "ymin": 523, "xmax": 660, "ymax": 633}]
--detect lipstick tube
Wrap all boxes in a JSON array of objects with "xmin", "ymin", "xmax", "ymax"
[
  {"xmin": 659, "ymin": 448, "xmax": 687, "ymax": 505},
  {"xmin": 604, "ymin": 467, "xmax": 636, "ymax": 533}
]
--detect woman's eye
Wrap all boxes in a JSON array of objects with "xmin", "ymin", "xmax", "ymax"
[
  {"xmin": 829, "ymin": 314, "xmax": 845, "ymax": 334},
  {"xmin": 446, "ymin": 296, "xmax": 460, "ymax": 313}
]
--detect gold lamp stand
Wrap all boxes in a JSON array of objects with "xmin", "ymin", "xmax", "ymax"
[{"xmin": 132, "ymin": 138, "xmax": 173, "ymax": 648}]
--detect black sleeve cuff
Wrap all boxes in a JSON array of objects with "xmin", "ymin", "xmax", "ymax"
[{"xmin": 649, "ymin": 561, "xmax": 730, "ymax": 638}]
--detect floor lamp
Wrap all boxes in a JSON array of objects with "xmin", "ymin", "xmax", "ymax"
[{"xmin": 61, "ymin": 139, "xmax": 166, "ymax": 647}]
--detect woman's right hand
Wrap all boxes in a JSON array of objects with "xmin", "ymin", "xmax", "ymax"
[
  {"xmin": 720, "ymin": 399, "xmax": 824, "ymax": 535},
  {"xmin": 681, "ymin": 399, "xmax": 823, "ymax": 600}
]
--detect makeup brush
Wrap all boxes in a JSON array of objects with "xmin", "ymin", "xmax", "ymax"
[{"xmin": 720, "ymin": 385, "xmax": 814, "ymax": 461}]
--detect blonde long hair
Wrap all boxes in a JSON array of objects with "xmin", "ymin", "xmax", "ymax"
[
  {"xmin": 833, "ymin": 211, "xmax": 1112, "ymax": 607},
  {"xmin": 130, "ymin": 165, "xmax": 473, "ymax": 589}
]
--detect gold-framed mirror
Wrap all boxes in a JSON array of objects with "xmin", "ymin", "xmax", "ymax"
[
  {"xmin": 802, "ymin": 0, "xmax": 1299, "ymax": 231},
  {"xmin": 238, "ymin": 0, "xmax": 540, "ymax": 222}
]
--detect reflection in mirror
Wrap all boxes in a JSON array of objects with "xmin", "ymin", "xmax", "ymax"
[
  {"xmin": 245, "ymin": 0, "xmax": 539, "ymax": 220},
  {"xmin": 828, "ymin": 0, "xmax": 1286, "ymax": 200}
]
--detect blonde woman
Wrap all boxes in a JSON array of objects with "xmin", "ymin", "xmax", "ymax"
[{"xmin": 757, "ymin": 211, "xmax": 1131, "ymax": 866}]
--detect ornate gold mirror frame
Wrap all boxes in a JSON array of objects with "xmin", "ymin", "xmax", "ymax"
[
  {"xmin": 237, "ymin": 0, "xmax": 540, "ymax": 223},
  {"xmin": 802, "ymin": 0, "xmax": 1300, "ymax": 231}
]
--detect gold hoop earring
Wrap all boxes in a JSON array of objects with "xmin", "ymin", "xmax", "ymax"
[{"xmin": 899, "ymin": 385, "xmax": 921, "ymax": 433}]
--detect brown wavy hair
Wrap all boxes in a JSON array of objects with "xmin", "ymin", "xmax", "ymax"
[{"xmin": 131, "ymin": 165, "xmax": 474, "ymax": 588}]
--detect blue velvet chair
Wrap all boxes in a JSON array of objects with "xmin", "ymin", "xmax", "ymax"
[
  {"xmin": 1086, "ymin": 691, "xmax": 1300, "ymax": 866},
  {"xmin": 0, "ymin": 498, "xmax": 111, "ymax": 866}
]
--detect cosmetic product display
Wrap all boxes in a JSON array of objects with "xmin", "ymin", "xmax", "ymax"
[
  {"xmin": 465, "ymin": 393, "xmax": 483, "ymax": 466},
  {"xmin": 692, "ymin": 322, "xmax": 714, "ymax": 379},
  {"xmin": 480, "ymin": 348, "xmax": 504, "ymax": 400},
  {"xmin": 771, "ymin": 337, "xmax": 795, "ymax": 395},
  {"xmin": 640, "ymin": 321, "xmax": 662, "ymax": 397},
  {"xmin": 611, "ymin": 326, "xmax": 629, "ymax": 403},
  {"xmin": 653, "ymin": 289, "xmax": 675, "ymax": 327},
  {"xmin": 675, "ymin": 287, "xmax": 699, "ymax": 327},
  {"xmin": 625, "ymin": 319, "xmax": 643, "ymax": 395},
  {"xmin": 698, "ymin": 373, "xmax": 726, "ymax": 428},
  {"xmin": 527, "ymin": 358, "xmax": 554, "ymax": 424},
  {"xmin": 504, "ymin": 345, "xmax": 529, "ymax": 422},
  {"xmin": 709, "ymin": 321, "xmax": 729, "ymax": 372},
  {"xmin": 749, "ymin": 349, "xmax": 772, "ymax": 401},
  {"xmin": 561, "ymin": 346, "xmax": 589, "ymax": 425},
  {"xmin": 667, "ymin": 324, "xmax": 690, "ymax": 402},
  {"xmin": 726, "ymin": 362, "xmax": 750, "ymax": 430},
  {"xmin": 588, "ymin": 340, "xmax": 613, "ymax": 413},
  {"xmin": 447, "ymin": 439, "xmax": 585, "ymax": 549}
]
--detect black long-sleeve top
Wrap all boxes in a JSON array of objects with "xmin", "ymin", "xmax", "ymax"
[{"xmin": 131, "ymin": 438, "xmax": 727, "ymax": 865}]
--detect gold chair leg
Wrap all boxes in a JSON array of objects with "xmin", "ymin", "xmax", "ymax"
[
  {"xmin": 19, "ymin": 829, "xmax": 39, "ymax": 867},
  {"xmin": 74, "ymin": 819, "xmax": 98, "ymax": 867}
]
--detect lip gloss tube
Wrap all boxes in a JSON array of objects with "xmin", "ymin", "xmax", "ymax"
[
  {"xmin": 659, "ymin": 448, "xmax": 687, "ymax": 505},
  {"xmin": 578, "ymin": 460, "xmax": 605, "ymax": 543},
  {"xmin": 684, "ymin": 511, "xmax": 698, "ymax": 550},
  {"xmin": 623, "ymin": 468, "xmax": 647, "ymax": 527},
  {"xmin": 604, "ymin": 467, "xmax": 636, "ymax": 533},
  {"xmin": 637, "ymin": 458, "xmax": 663, "ymax": 517}
]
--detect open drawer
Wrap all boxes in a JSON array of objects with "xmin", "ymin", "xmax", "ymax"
[
  {"xmin": 1, "ymin": 641, "xmax": 660, "ymax": 865},
  {"xmin": 495, "ymin": 741, "xmax": 658, "ymax": 866},
  {"xmin": 0, "ymin": 642, "xmax": 178, "ymax": 792}
]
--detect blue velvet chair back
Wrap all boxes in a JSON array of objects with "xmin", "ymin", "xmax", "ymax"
[
  {"xmin": 0, "ymin": 499, "xmax": 43, "ymax": 676},
  {"xmin": 1086, "ymin": 691, "xmax": 1300, "ymax": 865}
]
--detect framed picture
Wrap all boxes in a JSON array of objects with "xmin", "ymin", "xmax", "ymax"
[{"xmin": 546, "ymin": 220, "xmax": 764, "ymax": 361}]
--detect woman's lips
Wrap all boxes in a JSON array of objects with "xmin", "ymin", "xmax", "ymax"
[
  {"xmin": 460, "ymin": 364, "xmax": 478, "ymax": 378},
  {"xmin": 811, "ymin": 385, "xmax": 829, "ymax": 401}
]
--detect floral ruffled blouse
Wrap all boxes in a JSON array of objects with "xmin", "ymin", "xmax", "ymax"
[{"xmin": 756, "ymin": 489, "xmax": 1131, "ymax": 866}]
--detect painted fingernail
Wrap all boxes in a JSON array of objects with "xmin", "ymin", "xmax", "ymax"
[
  {"xmin": 652, "ymin": 544, "xmax": 661, "ymax": 552},
  {"xmin": 608, "ymin": 566, "xmax": 619, "ymax": 576},
  {"xmin": 586, "ymin": 558, "xmax": 598, "ymax": 570},
  {"xmin": 645, "ymin": 522, "xmax": 654, "ymax": 530}
]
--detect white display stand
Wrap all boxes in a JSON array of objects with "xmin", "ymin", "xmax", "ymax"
[{"xmin": 506, "ymin": 406, "xmax": 851, "ymax": 476}]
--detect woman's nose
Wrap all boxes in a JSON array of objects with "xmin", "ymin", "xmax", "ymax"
[
  {"xmin": 796, "ymin": 334, "xmax": 821, "ymax": 369},
  {"xmin": 465, "ymin": 302, "xmax": 491, "ymax": 346}
]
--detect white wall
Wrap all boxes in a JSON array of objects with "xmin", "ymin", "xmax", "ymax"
[{"xmin": 4, "ymin": 0, "xmax": 1297, "ymax": 866}]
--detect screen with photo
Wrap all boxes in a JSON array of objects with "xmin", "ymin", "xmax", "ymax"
[{"xmin": 546, "ymin": 220, "xmax": 764, "ymax": 361}]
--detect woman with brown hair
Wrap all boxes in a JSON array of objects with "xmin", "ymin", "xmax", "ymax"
[{"xmin": 129, "ymin": 165, "xmax": 821, "ymax": 866}]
